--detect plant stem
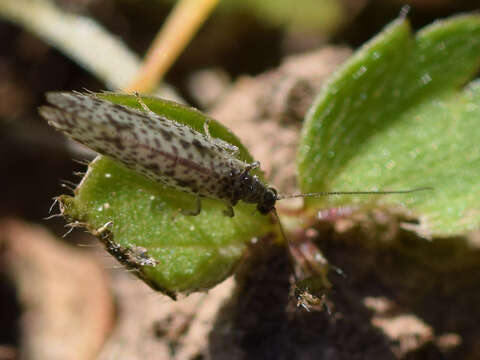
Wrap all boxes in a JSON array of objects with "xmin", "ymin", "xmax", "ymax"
[{"xmin": 125, "ymin": 0, "xmax": 220, "ymax": 93}]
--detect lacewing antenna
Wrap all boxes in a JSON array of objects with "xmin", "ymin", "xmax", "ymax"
[
  {"xmin": 276, "ymin": 186, "xmax": 433, "ymax": 200},
  {"xmin": 271, "ymin": 208, "xmax": 296, "ymax": 269}
]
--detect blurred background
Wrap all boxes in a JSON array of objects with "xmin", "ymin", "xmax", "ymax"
[{"xmin": 1, "ymin": 1, "xmax": 480, "ymax": 359}]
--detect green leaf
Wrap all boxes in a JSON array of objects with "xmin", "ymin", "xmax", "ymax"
[
  {"xmin": 60, "ymin": 94, "xmax": 273, "ymax": 297},
  {"xmin": 298, "ymin": 15, "xmax": 480, "ymax": 237}
]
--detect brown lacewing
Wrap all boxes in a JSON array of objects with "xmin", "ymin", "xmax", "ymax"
[{"xmin": 39, "ymin": 92, "xmax": 430, "ymax": 308}]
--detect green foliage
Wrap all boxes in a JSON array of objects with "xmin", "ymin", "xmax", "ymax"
[
  {"xmin": 298, "ymin": 15, "xmax": 480, "ymax": 236},
  {"xmin": 58, "ymin": 14, "xmax": 480, "ymax": 297}
]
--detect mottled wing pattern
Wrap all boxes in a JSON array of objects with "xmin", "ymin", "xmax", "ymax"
[{"xmin": 39, "ymin": 92, "xmax": 248, "ymax": 201}]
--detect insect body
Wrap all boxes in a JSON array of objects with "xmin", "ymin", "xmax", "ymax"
[{"xmin": 39, "ymin": 92, "xmax": 277, "ymax": 216}]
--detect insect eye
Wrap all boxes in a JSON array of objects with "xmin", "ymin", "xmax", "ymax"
[
  {"xmin": 266, "ymin": 188, "xmax": 278, "ymax": 205},
  {"xmin": 267, "ymin": 187, "xmax": 278, "ymax": 201}
]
